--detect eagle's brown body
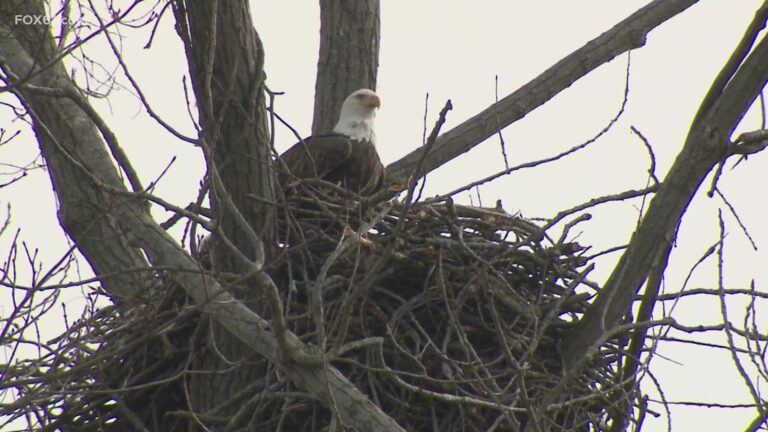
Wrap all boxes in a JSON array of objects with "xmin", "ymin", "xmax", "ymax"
[{"xmin": 278, "ymin": 133, "xmax": 384, "ymax": 195}]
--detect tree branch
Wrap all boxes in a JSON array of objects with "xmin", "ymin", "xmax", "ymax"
[
  {"xmin": 560, "ymin": 7, "xmax": 768, "ymax": 372},
  {"xmin": 385, "ymin": 0, "xmax": 700, "ymax": 185},
  {"xmin": 0, "ymin": 3, "xmax": 149, "ymax": 304}
]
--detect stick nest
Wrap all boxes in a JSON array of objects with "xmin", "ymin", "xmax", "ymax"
[
  {"xmin": 5, "ymin": 182, "xmax": 633, "ymax": 431},
  {"xmin": 262, "ymin": 182, "xmax": 618, "ymax": 430}
]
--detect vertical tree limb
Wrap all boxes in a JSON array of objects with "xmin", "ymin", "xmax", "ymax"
[
  {"xmin": 312, "ymin": 0, "xmax": 380, "ymax": 134},
  {"xmin": 172, "ymin": 0, "xmax": 277, "ymax": 269},
  {"xmin": 170, "ymin": 1, "xmax": 282, "ymax": 423}
]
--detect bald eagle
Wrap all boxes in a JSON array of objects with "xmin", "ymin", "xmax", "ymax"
[{"xmin": 278, "ymin": 89, "xmax": 384, "ymax": 195}]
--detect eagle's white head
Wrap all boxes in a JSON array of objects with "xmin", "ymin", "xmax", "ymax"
[{"xmin": 333, "ymin": 88, "xmax": 379, "ymax": 144}]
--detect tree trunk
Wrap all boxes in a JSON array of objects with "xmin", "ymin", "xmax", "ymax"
[
  {"xmin": 312, "ymin": 0, "xmax": 380, "ymax": 134},
  {"xmin": 172, "ymin": 1, "xmax": 278, "ymax": 426},
  {"xmin": 173, "ymin": 0, "xmax": 276, "ymax": 267}
]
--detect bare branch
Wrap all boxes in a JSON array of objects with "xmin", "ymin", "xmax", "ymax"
[
  {"xmin": 385, "ymin": 0, "xmax": 700, "ymax": 185},
  {"xmin": 559, "ymin": 10, "xmax": 768, "ymax": 373},
  {"xmin": 716, "ymin": 211, "xmax": 767, "ymax": 419}
]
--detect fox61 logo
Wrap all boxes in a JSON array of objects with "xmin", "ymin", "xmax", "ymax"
[{"xmin": 14, "ymin": 15, "xmax": 77, "ymax": 26}]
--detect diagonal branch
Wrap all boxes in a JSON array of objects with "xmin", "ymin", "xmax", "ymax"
[
  {"xmin": 560, "ymin": 7, "xmax": 768, "ymax": 373},
  {"xmin": 385, "ymin": 0, "xmax": 700, "ymax": 185}
]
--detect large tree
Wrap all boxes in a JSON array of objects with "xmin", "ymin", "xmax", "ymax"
[{"xmin": 1, "ymin": 1, "xmax": 767, "ymax": 431}]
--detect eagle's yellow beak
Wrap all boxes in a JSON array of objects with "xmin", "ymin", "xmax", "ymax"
[
  {"xmin": 366, "ymin": 93, "xmax": 381, "ymax": 109},
  {"xmin": 350, "ymin": 89, "xmax": 380, "ymax": 109}
]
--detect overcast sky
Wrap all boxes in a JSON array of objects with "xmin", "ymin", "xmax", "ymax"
[{"xmin": 2, "ymin": 1, "xmax": 767, "ymax": 430}]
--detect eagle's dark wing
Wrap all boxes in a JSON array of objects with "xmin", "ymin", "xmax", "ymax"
[
  {"xmin": 343, "ymin": 140, "xmax": 384, "ymax": 194},
  {"xmin": 278, "ymin": 134, "xmax": 353, "ymax": 181}
]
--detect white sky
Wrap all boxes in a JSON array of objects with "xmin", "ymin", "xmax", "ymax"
[{"xmin": 1, "ymin": 1, "xmax": 767, "ymax": 430}]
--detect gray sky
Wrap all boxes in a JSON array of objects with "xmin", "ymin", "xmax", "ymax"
[{"xmin": 1, "ymin": 1, "xmax": 767, "ymax": 430}]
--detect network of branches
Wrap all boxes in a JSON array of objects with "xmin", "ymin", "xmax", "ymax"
[{"xmin": 2, "ymin": 1, "xmax": 768, "ymax": 432}]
